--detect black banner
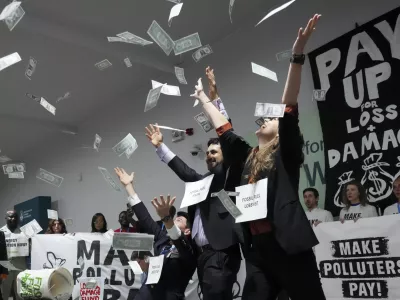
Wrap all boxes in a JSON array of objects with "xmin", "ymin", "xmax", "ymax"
[{"xmin": 308, "ymin": 6, "xmax": 400, "ymax": 216}]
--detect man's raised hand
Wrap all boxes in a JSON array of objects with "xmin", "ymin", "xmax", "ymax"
[
  {"xmin": 114, "ymin": 167, "xmax": 134, "ymax": 186},
  {"xmin": 145, "ymin": 123, "xmax": 163, "ymax": 147},
  {"xmin": 151, "ymin": 195, "xmax": 176, "ymax": 219}
]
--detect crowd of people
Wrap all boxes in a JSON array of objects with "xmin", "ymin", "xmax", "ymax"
[{"xmin": 1, "ymin": 13, "xmax": 400, "ymax": 300}]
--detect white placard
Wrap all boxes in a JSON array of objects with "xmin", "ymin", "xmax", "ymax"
[
  {"xmin": 47, "ymin": 209, "xmax": 58, "ymax": 220},
  {"xmin": 5, "ymin": 233, "xmax": 29, "ymax": 257},
  {"xmin": 146, "ymin": 255, "xmax": 164, "ymax": 285},
  {"xmin": 128, "ymin": 261, "xmax": 143, "ymax": 275},
  {"xmin": 79, "ymin": 277, "xmax": 104, "ymax": 300},
  {"xmin": 180, "ymin": 174, "xmax": 215, "ymax": 208},
  {"xmin": 235, "ymin": 178, "xmax": 268, "ymax": 223},
  {"xmin": 20, "ymin": 219, "xmax": 43, "ymax": 238}
]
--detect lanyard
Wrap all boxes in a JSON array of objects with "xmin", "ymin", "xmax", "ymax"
[{"xmin": 397, "ymin": 203, "xmax": 400, "ymax": 214}]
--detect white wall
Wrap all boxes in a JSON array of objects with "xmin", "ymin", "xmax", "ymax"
[{"xmin": 1, "ymin": 0, "xmax": 399, "ymax": 231}]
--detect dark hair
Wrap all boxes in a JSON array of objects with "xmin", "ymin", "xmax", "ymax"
[
  {"xmin": 177, "ymin": 211, "xmax": 191, "ymax": 229},
  {"xmin": 207, "ymin": 138, "xmax": 220, "ymax": 147},
  {"xmin": 91, "ymin": 213, "xmax": 108, "ymax": 233},
  {"xmin": 131, "ymin": 251, "xmax": 153, "ymax": 261},
  {"xmin": 342, "ymin": 180, "xmax": 368, "ymax": 209},
  {"xmin": 169, "ymin": 206, "xmax": 176, "ymax": 218},
  {"xmin": 46, "ymin": 218, "xmax": 67, "ymax": 234},
  {"xmin": 303, "ymin": 187, "xmax": 319, "ymax": 198},
  {"xmin": 119, "ymin": 211, "xmax": 127, "ymax": 218}
]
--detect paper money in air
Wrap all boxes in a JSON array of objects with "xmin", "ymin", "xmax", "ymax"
[
  {"xmin": 192, "ymin": 45, "xmax": 213, "ymax": 63},
  {"xmin": 254, "ymin": 103, "xmax": 286, "ymax": 118}
]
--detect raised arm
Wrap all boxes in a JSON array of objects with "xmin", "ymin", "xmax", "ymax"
[
  {"xmin": 206, "ymin": 66, "xmax": 230, "ymax": 121},
  {"xmin": 191, "ymin": 78, "xmax": 228, "ymax": 129},
  {"xmin": 145, "ymin": 124, "xmax": 202, "ymax": 182},
  {"xmin": 279, "ymin": 14, "xmax": 321, "ymax": 171},
  {"xmin": 151, "ymin": 196, "xmax": 195, "ymax": 261},
  {"xmin": 282, "ymin": 14, "xmax": 321, "ymax": 106},
  {"xmin": 206, "ymin": 66, "xmax": 219, "ymax": 101},
  {"xmin": 114, "ymin": 168, "xmax": 165, "ymax": 241}
]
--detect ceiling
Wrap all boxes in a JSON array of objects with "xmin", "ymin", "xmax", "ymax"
[{"xmin": 0, "ymin": 0, "xmax": 276, "ymax": 162}]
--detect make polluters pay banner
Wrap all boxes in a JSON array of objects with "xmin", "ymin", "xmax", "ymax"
[
  {"xmin": 31, "ymin": 233, "xmax": 141, "ymax": 300},
  {"xmin": 314, "ymin": 215, "xmax": 400, "ymax": 299}
]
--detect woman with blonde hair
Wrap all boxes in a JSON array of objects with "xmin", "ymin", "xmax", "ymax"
[{"xmin": 190, "ymin": 14, "xmax": 325, "ymax": 300}]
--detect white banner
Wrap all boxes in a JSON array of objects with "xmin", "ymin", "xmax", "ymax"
[
  {"xmin": 314, "ymin": 215, "xmax": 400, "ymax": 299},
  {"xmin": 31, "ymin": 233, "xmax": 141, "ymax": 300}
]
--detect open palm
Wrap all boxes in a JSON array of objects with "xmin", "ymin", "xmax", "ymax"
[
  {"xmin": 145, "ymin": 124, "xmax": 163, "ymax": 147},
  {"xmin": 114, "ymin": 167, "xmax": 134, "ymax": 186},
  {"xmin": 293, "ymin": 14, "xmax": 321, "ymax": 54}
]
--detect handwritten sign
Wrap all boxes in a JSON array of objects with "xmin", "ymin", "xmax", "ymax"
[
  {"xmin": 5, "ymin": 233, "xmax": 29, "ymax": 258},
  {"xmin": 79, "ymin": 277, "xmax": 104, "ymax": 300},
  {"xmin": 146, "ymin": 255, "xmax": 164, "ymax": 285},
  {"xmin": 235, "ymin": 178, "xmax": 268, "ymax": 223},
  {"xmin": 180, "ymin": 174, "xmax": 214, "ymax": 208}
]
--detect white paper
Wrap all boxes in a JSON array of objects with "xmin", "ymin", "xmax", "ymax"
[
  {"xmin": 5, "ymin": 233, "xmax": 29, "ymax": 257},
  {"xmin": 0, "ymin": 52, "xmax": 22, "ymax": 72},
  {"xmin": 0, "ymin": 260, "xmax": 20, "ymax": 271},
  {"xmin": 0, "ymin": 1, "xmax": 21, "ymax": 20},
  {"xmin": 235, "ymin": 178, "xmax": 268, "ymax": 223},
  {"xmin": 155, "ymin": 125, "xmax": 185, "ymax": 132},
  {"xmin": 20, "ymin": 219, "xmax": 43, "ymax": 238},
  {"xmin": 180, "ymin": 175, "xmax": 215, "ymax": 208},
  {"xmin": 256, "ymin": 0, "xmax": 296, "ymax": 27},
  {"xmin": 151, "ymin": 80, "xmax": 181, "ymax": 96},
  {"xmin": 168, "ymin": 3, "xmax": 183, "ymax": 26},
  {"xmin": 146, "ymin": 255, "xmax": 164, "ymax": 285},
  {"xmin": 103, "ymin": 229, "xmax": 114, "ymax": 239},
  {"xmin": 40, "ymin": 97, "xmax": 56, "ymax": 115},
  {"xmin": 47, "ymin": 209, "xmax": 58, "ymax": 220},
  {"xmin": 251, "ymin": 62, "xmax": 278, "ymax": 82},
  {"xmin": 128, "ymin": 261, "xmax": 143, "ymax": 275}
]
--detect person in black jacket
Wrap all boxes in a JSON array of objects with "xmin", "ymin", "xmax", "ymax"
[
  {"xmin": 144, "ymin": 67, "xmax": 241, "ymax": 300},
  {"xmin": 190, "ymin": 14, "xmax": 325, "ymax": 300},
  {"xmin": 114, "ymin": 167, "xmax": 196, "ymax": 300},
  {"xmin": 0, "ymin": 230, "xmax": 8, "ymax": 300}
]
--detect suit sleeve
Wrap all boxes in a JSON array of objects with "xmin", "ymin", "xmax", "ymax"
[
  {"xmin": 279, "ymin": 105, "xmax": 303, "ymax": 172},
  {"xmin": 167, "ymin": 156, "xmax": 203, "ymax": 182},
  {"xmin": 167, "ymin": 226, "xmax": 195, "ymax": 261},
  {"xmin": 130, "ymin": 200, "xmax": 166, "ymax": 242},
  {"xmin": 216, "ymin": 123, "xmax": 252, "ymax": 166}
]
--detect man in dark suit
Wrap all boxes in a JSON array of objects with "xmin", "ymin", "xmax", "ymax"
[
  {"xmin": 143, "ymin": 68, "xmax": 241, "ymax": 300},
  {"xmin": 115, "ymin": 167, "xmax": 196, "ymax": 300}
]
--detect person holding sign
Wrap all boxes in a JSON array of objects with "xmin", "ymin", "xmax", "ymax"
[
  {"xmin": 339, "ymin": 180, "xmax": 378, "ymax": 221},
  {"xmin": 383, "ymin": 175, "xmax": 400, "ymax": 215},
  {"xmin": 190, "ymin": 14, "xmax": 325, "ymax": 300},
  {"xmin": 303, "ymin": 188, "xmax": 333, "ymax": 226},
  {"xmin": 0, "ymin": 211, "xmax": 28, "ymax": 300},
  {"xmin": 114, "ymin": 167, "xmax": 196, "ymax": 300},
  {"xmin": 145, "ymin": 67, "xmax": 241, "ymax": 300}
]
